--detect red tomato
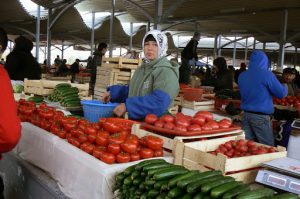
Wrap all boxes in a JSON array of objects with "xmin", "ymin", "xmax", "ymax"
[
  {"xmin": 191, "ymin": 116, "xmax": 206, "ymax": 126},
  {"xmin": 195, "ymin": 111, "xmax": 214, "ymax": 120},
  {"xmin": 116, "ymin": 153, "xmax": 131, "ymax": 163},
  {"xmin": 176, "ymin": 118, "xmax": 190, "ymax": 127},
  {"xmin": 107, "ymin": 143, "xmax": 121, "ymax": 155},
  {"xmin": 95, "ymin": 131, "xmax": 110, "ymax": 146},
  {"xmin": 145, "ymin": 114, "xmax": 159, "ymax": 124},
  {"xmin": 103, "ymin": 122, "xmax": 121, "ymax": 133},
  {"xmin": 92, "ymin": 147, "xmax": 106, "ymax": 159},
  {"xmin": 173, "ymin": 125, "xmax": 187, "ymax": 132},
  {"xmin": 154, "ymin": 121, "xmax": 164, "ymax": 128},
  {"xmin": 154, "ymin": 149, "xmax": 164, "ymax": 157},
  {"xmin": 100, "ymin": 152, "xmax": 116, "ymax": 164},
  {"xmin": 201, "ymin": 123, "xmax": 213, "ymax": 131},
  {"xmin": 80, "ymin": 142, "xmax": 89, "ymax": 150},
  {"xmin": 108, "ymin": 133, "xmax": 126, "ymax": 145},
  {"xmin": 187, "ymin": 124, "xmax": 202, "ymax": 131},
  {"xmin": 125, "ymin": 135, "xmax": 139, "ymax": 145},
  {"xmin": 206, "ymin": 121, "xmax": 219, "ymax": 129},
  {"xmin": 164, "ymin": 122, "xmax": 175, "ymax": 130},
  {"xmin": 85, "ymin": 126, "xmax": 97, "ymax": 135},
  {"xmin": 121, "ymin": 142, "xmax": 137, "ymax": 154},
  {"xmin": 146, "ymin": 135, "xmax": 164, "ymax": 150},
  {"xmin": 268, "ymin": 147, "xmax": 277, "ymax": 153},
  {"xmin": 219, "ymin": 119, "xmax": 232, "ymax": 126},
  {"xmin": 161, "ymin": 115, "xmax": 175, "ymax": 123},
  {"xmin": 239, "ymin": 146, "xmax": 248, "ymax": 153},
  {"xmin": 224, "ymin": 142, "xmax": 233, "ymax": 150},
  {"xmin": 57, "ymin": 131, "xmax": 66, "ymax": 139},
  {"xmin": 130, "ymin": 153, "xmax": 141, "ymax": 161},
  {"xmin": 139, "ymin": 136, "xmax": 147, "ymax": 147},
  {"xmin": 87, "ymin": 134, "xmax": 96, "ymax": 143},
  {"xmin": 140, "ymin": 148, "xmax": 154, "ymax": 159},
  {"xmin": 63, "ymin": 122, "xmax": 77, "ymax": 132},
  {"xmin": 84, "ymin": 144, "xmax": 95, "ymax": 154},
  {"xmin": 78, "ymin": 134, "xmax": 88, "ymax": 143},
  {"xmin": 72, "ymin": 138, "xmax": 81, "ymax": 148},
  {"xmin": 50, "ymin": 124, "xmax": 61, "ymax": 135},
  {"xmin": 78, "ymin": 123, "xmax": 87, "ymax": 132},
  {"xmin": 247, "ymin": 140, "xmax": 256, "ymax": 147}
]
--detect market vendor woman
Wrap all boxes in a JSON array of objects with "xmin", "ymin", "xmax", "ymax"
[{"xmin": 103, "ymin": 30, "xmax": 179, "ymax": 120}]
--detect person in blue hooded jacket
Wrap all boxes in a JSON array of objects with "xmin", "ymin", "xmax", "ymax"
[
  {"xmin": 238, "ymin": 50, "xmax": 288, "ymax": 146},
  {"xmin": 102, "ymin": 30, "xmax": 179, "ymax": 120}
]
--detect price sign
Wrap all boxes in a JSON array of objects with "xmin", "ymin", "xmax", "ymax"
[{"xmin": 267, "ymin": 175, "xmax": 287, "ymax": 187}]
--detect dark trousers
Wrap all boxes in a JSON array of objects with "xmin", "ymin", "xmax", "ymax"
[{"xmin": 179, "ymin": 58, "xmax": 191, "ymax": 84}]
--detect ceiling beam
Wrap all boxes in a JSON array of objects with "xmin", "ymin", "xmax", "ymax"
[
  {"xmin": 2, "ymin": 24, "xmax": 36, "ymax": 39},
  {"xmin": 161, "ymin": 0, "xmax": 185, "ymax": 22},
  {"xmin": 123, "ymin": 0, "xmax": 154, "ymax": 22},
  {"xmin": 221, "ymin": 36, "xmax": 248, "ymax": 48}
]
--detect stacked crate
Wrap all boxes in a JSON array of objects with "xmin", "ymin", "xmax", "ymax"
[{"xmin": 93, "ymin": 57, "xmax": 141, "ymax": 100}]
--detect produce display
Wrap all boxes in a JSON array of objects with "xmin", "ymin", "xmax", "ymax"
[
  {"xmin": 28, "ymin": 95, "xmax": 44, "ymax": 104},
  {"xmin": 17, "ymin": 100, "xmax": 164, "ymax": 164},
  {"xmin": 48, "ymin": 83, "xmax": 81, "ymax": 107},
  {"xmin": 273, "ymin": 96, "xmax": 300, "ymax": 107},
  {"xmin": 210, "ymin": 139, "xmax": 278, "ymax": 158},
  {"xmin": 143, "ymin": 111, "xmax": 240, "ymax": 136},
  {"xmin": 114, "ymin": 159, "xmax": 297, "ymax": 199}
]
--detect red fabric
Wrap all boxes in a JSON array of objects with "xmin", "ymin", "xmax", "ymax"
[{"xmin": 0, "ymin": 64, "xmax": 21, "ymax": 154}]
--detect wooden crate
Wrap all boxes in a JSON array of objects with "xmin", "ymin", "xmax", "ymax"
[
  {"xmin": 24, "ymin": 79, "xmax": 90, "ymax": 97},
  {"xmin": 75, "ymin": 75, "xmax": 91, "ymax": 84},
  {"xmin": 174, "ymin": 96, "xmax": 182, "ymax": 106},
  {"xmin": 132, "ymin": 124, "xmax": 244, "ymax": 152},
  {"xmin": 175, "ymin": 135, "xmax": 287, "ymax": 183},
  {"xmin": 182, "ymin": 99, "xmax": 215, "ymax": 111},
  {"xmin": 95, "ymin": 67, "xmax": 134, "ymax": 88},
  {"xmin": 44, "ymin": 75, "xmax": 72, "ymax": 81},
  {"xmin": 93, "ymin": 87, "xmax": 107, "ymax": 100},
  {"xmin": 102, "ymin": 57, "xmax": 141, "ymax": 69}
]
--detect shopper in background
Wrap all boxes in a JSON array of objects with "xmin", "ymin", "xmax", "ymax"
[
  {"xmin": 5, "ymin": 36, "xmax": 41, "ymax": 80},
  {"xmin": 238, "ymin": 50, "xmax": 288, "ymax": 146},
  {"xmin": 180, "ymin": 32, "xmax": 200, "ymax": 84},
  {"xmin": 202, "ymin": 57, "xmax": 233, "ymax": 92},
  {"xmin": 55, "ymin": 59, "xmax": 69, "ymax": 76},
  {"xmin": 87, "ymin": 42, "xmax": 108, "ymax": 94},
  {"xmin": 102, "ymin": 30, "xmax": 179, "ymax": 120},
  {"xmin": 279, "ymin": 67, "xmax": 298, "ymax": 96},
  {"xmin": 70, "ymin": 59, "xmax": 80, "ymax": 74},
  {"xmin": 0, "ymin": 27, "xmax": 22, "ymax": 199},
  {"xmin": 234, "ymin": 62, "xmax": 247, "ymax": 83},
  {"xmin": 54, "ymin": 55, "xmax": 61, "ymax": 66}
]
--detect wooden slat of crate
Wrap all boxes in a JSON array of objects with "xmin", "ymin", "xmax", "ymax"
[
  {"xmin": 182, "ymin": 99, "xmax": 215, "ymax": 110},
  {"xmin": 102, "ymin": 57, "xmax": 140, "ymax": 69},
  {"xmin": 174, "ymin": 96, "xmax": 182, "ymax": 106},
  {"xmin": 45, "ymin": 75, "xmax": 72, "ymax": 81},
  {"xmin": 181, "ymin": 135, "xmax": 287, "ymax": 173}
]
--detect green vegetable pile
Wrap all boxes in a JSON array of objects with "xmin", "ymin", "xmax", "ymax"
[
  {"xmin": 114, "ymin": 159, "xmax": 298, "ymax": 199},
  {"xmin": 48, "ymin": 83, "xmax": 81, "ymax": 107}
]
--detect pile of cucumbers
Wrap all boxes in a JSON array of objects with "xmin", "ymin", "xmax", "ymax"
[
  {"xmin": 114, "ymin": 159, "xmax": 298, "ymax": 199},
  {"xmin": 48, "ymin": 83, "xmax": 81, "ymax": 107},
  {"xmin": 28, "ymin": 96, "xmax": 44, "ymax": 104}
]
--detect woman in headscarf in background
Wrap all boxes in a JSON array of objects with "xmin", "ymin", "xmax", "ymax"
[
  {"xmin": 102, "ymin": 30, "xmax": 180, "ymax": 120},
  {"xmin": 5, "ymin": 36, "xmax": 41, "ymax": 80}
]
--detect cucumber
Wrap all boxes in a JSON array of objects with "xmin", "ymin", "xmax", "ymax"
[
  {"xmin": 153, "ymin": 168, "xmax": 189, "ymax": 181},
  {"xmin": 147, "ymin": 165, "xmax": 183, "ymax": 176},
  {"xmin": 201, "ymin": 176, "xmax": 235, "ymax": 193},
  {"xmin": 139, "ymin": 182, "xmax": 146, "ymax": 190},
  {"xmin": 133, "ymin": 176, "xmax": 143, "ymax": 186},
  {"xmin": 183, "ymin": 193, "xmax": 193, "ymax": 199},
  {"xmin": 187, "ymin": 175, "xmax": 225, "ymax": 193},
  {"xmin": 131, "ymin": 170, "xmax": 140, "ymax": 179},
  {"xmin": 157, "ymin": 193, "xmax": 167, "ymax": 199},
  {"xmin": 123, "ymin": 176, "xmax": 132, "ymax": 186},
  {"xmin": 135, "ymin": 159, "xmax": 166, "ymax": 170},
  {"xmin": 124, "ymin": 165, "xmax": 135, "ymax": 176},
  {"xmin": 168, "ymin": 170, "xmax": 199, "ymax": 188},
  {"xmin": 236, "ymin": 188, "xmax": 275, "ymax": 199},
  {"xmin": 193, "ymin": 193, "xmax": 205, "ymax": 199},
  {"xmin": 140, "ymin": 193, "xmax": 147, "ymax": 199},
  {"xmin": 222, "ymin": 184, "xmax": 250, "ymax": 199},
  {"xmin": 143, "ymin": 162, "xmax": 171, "ymax": 171},
  {"xmin": 178, "ymin": 170, "xmax": 222, "ymax": 188},
  {"xmin": 211, "ymin": 181, "xmax": 242, "ymax": 198},
  {"xmin": 116, "ymin": 172, "xmax": 126, "ymax": 183},
  {"xmin": 145, "ymin": 180, "xmax": 156, "ymax": 186},
  {"xmin": 168, "ymin": 187, "xmax": 184, "ymax": 198},
  {"xmin": 161, "ymin": 182, "xmax": 170, "ymax": 191},
  {"xmin": 154, "ymin": 180, "xmax": 169, "ymax": 190},
  {"xmin": 271, "ymin": 193, "xmax": 299, "ymax": 199},
  {"xmin": 147, "ymin": 189, "xmax": 160, "ymax": 198}
]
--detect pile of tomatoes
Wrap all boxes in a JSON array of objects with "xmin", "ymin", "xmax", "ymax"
[
  {"xmin": 17, "ymin": 100, "xmax": 164, "ymax": 164},
  {"xmin": 273, "ymin": 96, "xmax": 300, "ymax": 107},
  {"xmin": 210, "ymin": 139, "xmax": 277, "ymax": 158},
  {"xmin": 145, "ymin": 111, "xmax": 233, "ymax": 132}
]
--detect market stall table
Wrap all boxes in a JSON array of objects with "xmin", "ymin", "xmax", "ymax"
[{"xmin": 13, "ymin": 122, "xmax": 173, "ymax": 199}]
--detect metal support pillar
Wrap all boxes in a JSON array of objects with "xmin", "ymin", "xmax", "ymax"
[
  {"xmin": 278, "ymin": 9, "xmax": 288, "ymax": 68},
  {"xmin": 46, "ymin": 8, "xmax": 52, "ymax": 67},
  {"xmin": 35, "ymin": 5, "xmax": 40, "ymax": 62},
  {"xmin": 129, "ymin": 22, "xmax": 133, "ymax": 51},
  {"xmin": 233, "ymin": 36, "xmax": 237, "ymax": 68},
  {"xmin": 61, "ymin": 41, "xmax": 64, "ymax": 59},
  {"xmin": 213, "ymin": 34, "xmax": 218, "ymax": 59},
  {"xmin": 263, "ymin": 42, "xmax": 266, "ymax": 51},
  {"xmin": 91, "ymin": 11, "xmax": 95, "ymax": 56},
  {"xmin": 253, "ymin": 38, "xmax": 256, "ymax": 50},
  {"xmin": 147, "ymin": 21, "xmax": 151, "ymax": 31},
  {"xmin": 244, "ymin": 37, "xmax": 248, "ymax": 63},
  {"xmin": 154, "ymin": 0, "xmax": 163, "ymax": 30},
  {"xmin": 109, "ymin": 0, "xmax": 115, "ymax": 57},
  {"xmin": 176, "ymin": 35, "xmax": 179, "ymax": 59},
  {"xmin": 294, "ymin": 47, "xmax": 298, "ymax": 68},
  {"xmin": 218, "ymin": 35, "xmax": 222, "ymax": 56}
]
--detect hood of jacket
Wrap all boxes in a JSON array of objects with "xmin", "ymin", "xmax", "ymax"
[
  {"xmin": 248, "ymin": 50, "xmax": 269, "ymax": 71},
  {"xmin": 13, "ymin": 36, "xmax": 33, "ymax": 53}
]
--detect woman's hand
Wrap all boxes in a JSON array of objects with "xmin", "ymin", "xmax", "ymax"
[
  {"xmin": 113, "ymin": 103, "xmax": 127, "ymax": 117},
  {"xmin": 102, "ymin": 91, "xmax": 111, "ymax": 103}
]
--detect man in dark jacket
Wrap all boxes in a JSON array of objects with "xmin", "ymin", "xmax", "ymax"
[
  {"xmin": 70, "ymin": 59, "xmax": 80, "ymax": 74},
  {"xmin": 279, "ymin": 67, "xmax": 298, "ymax": 96},
  {"xmin": 238, "ymin": 50, "xmax": 288, "ymax": 146},
  {"xmin": 5, "ymin": 36, "xmax": 41, "ymax": 80},
  {"xmin": 180, "ymin": 32, "xmax": 200, "ymax": 84}
]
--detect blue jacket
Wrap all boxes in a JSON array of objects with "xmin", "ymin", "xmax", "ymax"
[{"xmin": 238, "ymin": 50, "xmax": 287, "ymax": 114}]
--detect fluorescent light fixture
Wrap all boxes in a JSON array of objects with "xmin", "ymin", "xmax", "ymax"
[{"xmin": 220, "ymin": 8, "xmax": 245, "ymax": 14}]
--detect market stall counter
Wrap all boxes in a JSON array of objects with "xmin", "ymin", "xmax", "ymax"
[{"xmin": 12, "ymin": 122, "xmax": 173, "ymax": 199}]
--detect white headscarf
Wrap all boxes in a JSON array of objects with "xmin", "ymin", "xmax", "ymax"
[{"xmin": 142, "ymin": 30, "xmax": 168, "ymax": 62}]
